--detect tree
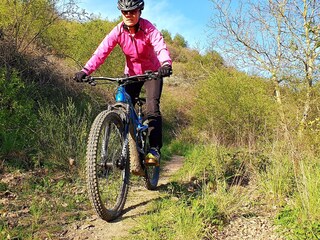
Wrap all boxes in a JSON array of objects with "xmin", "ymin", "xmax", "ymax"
[
  {"xmin": 161, "ymin": 29, "xmax": 173, "ymax": 44},
  {"xmin": 0, "ymin": 0, "xmax": 82, "ymax": 53},
  {"xmin": 281, "ymin": 0, "xmax": 320, "ymax": 130},
  {"xmin": 209, "ymin": 0, "xmax": 320, "ymax": 136},
  {"xmin": 173, "ymin": 33, "xmax": 188, "ymax": 48}
]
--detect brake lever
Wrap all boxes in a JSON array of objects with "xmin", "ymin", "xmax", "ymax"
[
  {"xmin": 144, "ymin": 70, "xmax": 159, "ymax": 80},
  {"xmin": 84, "ymin": 76, "xmax": 96, "ymax": 86}
]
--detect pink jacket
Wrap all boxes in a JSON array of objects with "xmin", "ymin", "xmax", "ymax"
[{"xmin": 82, "ymin": 18, "xmax": 172, "ymax": 76}]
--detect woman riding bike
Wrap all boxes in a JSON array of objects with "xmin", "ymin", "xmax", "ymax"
[{"xmin": 74, "ymin": 0, "xmax": 172, "ymax": 173}]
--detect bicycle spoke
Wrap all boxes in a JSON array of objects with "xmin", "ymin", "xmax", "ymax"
[{"xmin": 87, "ymin": 111, "xmax": 130, "ymax": 221}]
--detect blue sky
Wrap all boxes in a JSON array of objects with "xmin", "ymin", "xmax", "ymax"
[{"xmin": 77, "ymin": 0, "xmax": 214, "ymax": 52}]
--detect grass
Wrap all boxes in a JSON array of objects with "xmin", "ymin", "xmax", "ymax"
[
  {"xmin": 123, "ymin": 135, "xmax": 320, "ymax": 240},
  {"xmin": 272, "ymin": 152, "xmax": 320, "ymax": 239},
  {"xmin": 127, "ymin": 195, "xmax": 211, "ymax": 240},
  {"xmin": 0, "ymin": 170, "xmax": 90, "ymax": 239},
  {"xmin": 1, "ymin": 65, "xmax": 320, "ymax": 239},
  {"xmin": 36, "ymin": 97, "xmax": 92, "ymax": 171},
  {"xmin": 123, "ymin": 142, "xmax": 262, "ymax": 239},
  {"xmin": 0, "ymin": 92, "xmax": 93, "ymax": 238}
]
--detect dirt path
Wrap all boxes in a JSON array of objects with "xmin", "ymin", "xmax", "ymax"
[
  {"xmin": 1, "ymin": 156, "xmax": 284, "ymax": 239},
  {"xmin": 63, "ymin": 156, "xmax": 184, "ymax": 240},
  {"xmin": 62, "ymin": 155, "xmax": 284, "ymax": 240}
]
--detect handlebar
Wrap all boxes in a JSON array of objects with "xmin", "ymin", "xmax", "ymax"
[{"xmin": 84, "ymin": 71, "xmax": 159, "ymax": 86}]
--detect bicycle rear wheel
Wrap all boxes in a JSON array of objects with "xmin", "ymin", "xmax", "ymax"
[
  {"xmin": 145, "ymin": 163, "xmax": 160, "ymax": 190},
  {"xmin": 142, "ymin": 128, "xmax": 160, "ymax": 190},
  {"xmin": 86, "ymin": 110, "xmax": 129, "ymax": 222}
]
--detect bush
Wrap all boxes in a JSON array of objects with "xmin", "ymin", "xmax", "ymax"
[
  {"xmin": 0, "ymin": 69, "xmax": 37, "ymax": 159},
  {"xmin": 190, "ymin": 69, "xmax": 277, "ymax": 146},
  {"xmin": 36, "ymin": 98, "xmax": 92, "ymax": 170},
  {"xmin": 53, "ymin": 18, "xmax": 125, "ymax": 76}
]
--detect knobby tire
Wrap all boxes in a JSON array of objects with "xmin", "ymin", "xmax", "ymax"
[
  {"xmin": 86, "ymin": 110, "xmax": 129, "ymax": 222},
  {"xmin": 142, "ymin": 123, "xmax": 160, "ymax": 190}
]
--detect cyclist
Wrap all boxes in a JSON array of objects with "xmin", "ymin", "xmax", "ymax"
[{"xmin": 74, "ymin": 0, "xmax": 172, "ymax": 169}]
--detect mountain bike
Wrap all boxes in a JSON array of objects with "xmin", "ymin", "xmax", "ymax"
[{"xmin": 84, "ymin": 71, "xmax": 160, "ymax": 222}]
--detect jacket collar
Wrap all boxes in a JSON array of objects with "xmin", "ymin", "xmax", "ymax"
[{"xmin": 123, "ymin": 19, "xmax": 141, "ymax": 33}]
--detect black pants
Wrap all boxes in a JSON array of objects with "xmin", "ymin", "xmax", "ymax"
[{"xmin": 125, "ymin": 77, "xmax": 163, "ymax": 150}]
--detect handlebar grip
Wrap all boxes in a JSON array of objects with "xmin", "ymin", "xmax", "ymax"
[
  {"xmin": 83, "ymin": 76, "xmax": 96, "ymax": 86},
  {"xmin": 82, "ymin": 76, "xmax": 90, "ymax": 82}
]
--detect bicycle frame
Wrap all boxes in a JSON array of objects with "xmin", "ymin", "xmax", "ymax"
[
  {"xmin": 85, "ymin": 72, "xmax": 161, "ymax": 221},
  {"xmin": 115, "ymin": 85, "xmax": 148, "ymax": 154},
  {"xmin": 85, "ymin": 71, "xmax": 159, "ymax": 155},
  {"xmin": 116, "ymin": 85, "xmax": 147, "ymax": 130}
]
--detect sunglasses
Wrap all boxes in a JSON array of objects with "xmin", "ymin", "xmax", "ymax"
[{"xmin": 121, "ymin": 9, "xmax": 139, "ymax": 15}]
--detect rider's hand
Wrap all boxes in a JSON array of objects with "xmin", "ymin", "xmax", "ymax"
[
  {"xmin": 73, "ymin": 71, "xmax": 87, "ymax": 82},
  {"xmin": 158, "ymin": 65, "xmax": 172, "ymax": 77}
]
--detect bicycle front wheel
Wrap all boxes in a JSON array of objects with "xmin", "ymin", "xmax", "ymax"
[{"xmin": 86, "ymin": 110, "xmax": 129, "ymax": 222}]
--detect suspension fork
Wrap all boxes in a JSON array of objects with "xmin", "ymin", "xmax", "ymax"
[{"xmin": 118, "ymin": 105, "xmax": 131, "ymax": 170}]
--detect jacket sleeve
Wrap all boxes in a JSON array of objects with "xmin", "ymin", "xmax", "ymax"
[
  {"xmin": 148, "ymin": 24, "xmax": 172, "ymax": 66},
  {"xmin": 82, "ymin": 27, "xmax": 119, "ymax": 75}
]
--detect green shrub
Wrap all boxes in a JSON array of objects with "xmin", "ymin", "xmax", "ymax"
[
  {"xmin": 161, "ymin": 86, "xmax": 193, "ymax": 145},
  {"xmin": 190, "ymin": 69, "xmax": 277, "ymax": 146},
  {"xmin": 304, "ymin": 117, "xmax": 320, "ymax": 154},
  {"xmin": 0, "ymin": 69, "xmax": 37, "ymax": 158},
  {"xmin": 53, "ymin": 18, "xmax": 125, "ymax": 76},
  {"xmin": 36, "ymin": 98, "xmax": 92, "ymax": 170}
]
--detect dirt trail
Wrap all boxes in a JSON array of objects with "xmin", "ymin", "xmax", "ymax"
[
  {"xmin": 63, "ymin": 155, "xmax": 284, "ymax": 240},
  {"xmin": 64, "ymin": 156, "xmax": 184, "ymax": 240}
]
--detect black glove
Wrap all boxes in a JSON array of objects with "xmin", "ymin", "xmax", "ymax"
[
  {"xmin": 73, "ymin": 71, "xmax": 87, "ymax": 82},
  {"xmin": 158, "ymin": 65, "xmax": 172, "ymax": 77}
]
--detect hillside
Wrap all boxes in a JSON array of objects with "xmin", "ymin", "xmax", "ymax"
[{"xmin": 1, "ymin": 1, "xmax": 320, "ymax": 239}]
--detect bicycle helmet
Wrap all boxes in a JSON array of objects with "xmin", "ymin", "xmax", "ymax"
[{"xmin": 117, "ymin": 0, "xmax": 144, "ymax": 11}]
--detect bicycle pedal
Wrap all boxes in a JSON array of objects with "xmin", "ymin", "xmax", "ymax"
[{"xmin": 145, "ymin": 158, "xmax": 160, "ymax": 167}]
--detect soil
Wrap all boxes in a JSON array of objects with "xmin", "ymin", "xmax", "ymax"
[
  {"xmin": 62, "ymin": 155, "xmax": 284, "ymax": 240},
  {"xmin": 213, "ymin": 215, "xmax": 285, "ymax": 240},
  {"xmin": 63, "ymin": 156, "xmax": 184, "ymax": 240},
  {"xmin": 1, "ymin": 156, "xmax": 284, "ymax": 239}
]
